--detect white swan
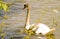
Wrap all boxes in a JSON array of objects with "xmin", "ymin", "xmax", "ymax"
[{"xmin": 24, "ymin": 4, "xmax": 55, "ymax": 35}]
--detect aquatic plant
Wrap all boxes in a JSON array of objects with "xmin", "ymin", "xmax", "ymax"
[
  {"xmin": 0, "ymin": 0, "xmax": 12, "ymax": 39},
  {"xmin": 45, "ymin": 31, "xmax": 55, "ymax": 39},
  {"xmin": 0, "ymin": 1, "xmax": 10, "ymax": 12}
]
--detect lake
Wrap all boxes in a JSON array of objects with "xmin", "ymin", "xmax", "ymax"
[{"xmin": 0, "ymin": 0, "xmax": 60, "ymax": 39}]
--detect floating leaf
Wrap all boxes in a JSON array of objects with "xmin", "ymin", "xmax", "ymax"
[
  {"xmin": 2, "ymin": 3, "xmax": 9, "ymax": 12},
  {"xmin": 0, "ymin": 1, "xmax": 9, "ymax": 12}
]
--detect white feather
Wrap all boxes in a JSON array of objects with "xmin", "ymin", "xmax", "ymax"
[{"xmin": 25, "ymin": 23, "xmax": 51, "ymax": 35}]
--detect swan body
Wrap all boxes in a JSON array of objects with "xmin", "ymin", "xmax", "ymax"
[{"xmin": 25, "ymin": 23, "xmax": 55, "ymax": 35}]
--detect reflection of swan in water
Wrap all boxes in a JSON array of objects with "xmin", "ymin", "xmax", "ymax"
[{"xmin": 24, "ymin": 3, "xmax": 55, "ymax": 35}]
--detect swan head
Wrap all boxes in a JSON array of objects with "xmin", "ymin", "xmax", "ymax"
[{"xmin": 23, "ymin": 4, "xmax": 28, "ymax": 9}]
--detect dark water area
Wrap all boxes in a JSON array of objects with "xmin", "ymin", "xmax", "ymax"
[{"xmin": 0, "ymin": 0, "xmax": 60, "ymax": 39}]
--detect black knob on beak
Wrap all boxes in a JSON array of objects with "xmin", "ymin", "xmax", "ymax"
[{"xmin": 23, "ymin": 4, "xmax": 28, "ymax": 9}]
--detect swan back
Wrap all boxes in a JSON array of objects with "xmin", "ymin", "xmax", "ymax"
[{"xmin": 25, "ymin": 23, "xmax": 51, "ymax": 35}]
